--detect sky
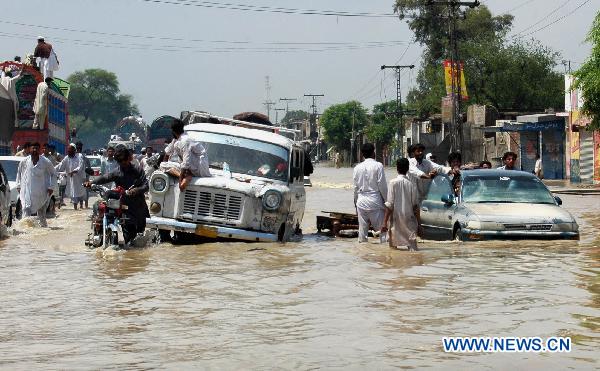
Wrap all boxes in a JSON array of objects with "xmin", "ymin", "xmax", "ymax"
[{"xmin": 2, "ymin": 0, "xmax": 597, "ymax": 124}]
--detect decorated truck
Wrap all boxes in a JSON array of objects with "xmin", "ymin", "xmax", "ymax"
[{"xmin": 0, "ymin": 62, "xmax": 69, "ymax": 155}]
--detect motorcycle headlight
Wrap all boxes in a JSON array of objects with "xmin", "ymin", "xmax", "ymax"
[
  {"xmin": 262, "ymin": 190, "xmax": 282, "ymax": 211},
  {"xmin": 152, "ymin": 177, "xmax": 167, "ymax": 192}
]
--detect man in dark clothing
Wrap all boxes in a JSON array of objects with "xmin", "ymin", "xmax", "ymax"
[
  {"xmin": 34, "ymin": 38, "xmax": 52, "ymax": 59},
  {"xmin": 85, "ymin": 147, "xmax": 149, "ymax": 245}
]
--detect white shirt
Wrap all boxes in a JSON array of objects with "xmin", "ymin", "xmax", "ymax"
[
  {"xmin": 165, "ymin": 133, "xmax": 211, "ymax": 177},
  {"xmin": 409, "ymin": 158, "xmax": 450, "ymax": 202},
  {"xmin": 56, "ymin": 153, "xmax": 86, "ymax": 199},
  {"xmin": 535, "ymin": 159, "xmax": 543, "ymax": 175},
  {"xmin": 16, "ymin": 155, "xmax": 55, "ymax": 211},
  {"xmin": 385, "ymin": 174, "xmax": 419, "ymax": 249},
  {"xmin": 353, "ymin": 158, "xmax": 387, "ymax": 211}
]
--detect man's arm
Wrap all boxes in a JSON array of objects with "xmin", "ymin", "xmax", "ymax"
[
  {"xmin": 15, "ymin": 159, "xmax": 24, "ymax": 190},
  {"xmin": 377, "ymin": 164, "xmax": 388, "ymax": 203},
  {"xmin": 352, "ymin": 167, "xmax": 359, "ymax": 207},
  {"xmin": 91, "ymin": 172, "xmax": 117, "ymax": 185},
  {"xmin": 381, "ymin": 179, "xmax": 394, "ymax": 233},
  {"xmin": 127, "ymin": 170, "xmax": 149, "ymax": 196},
  {"xmin": 46, "ymin": 159, "xmax": 56, "ymax": 192}
]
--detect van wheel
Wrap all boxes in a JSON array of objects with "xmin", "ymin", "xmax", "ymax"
[
  {"xmin": 158, "ymin": 229, "xmax": 172, "ymax": 243},
  {"xmin": 171, "ymin": 231, "xmax": 187, "ymax": 244}
]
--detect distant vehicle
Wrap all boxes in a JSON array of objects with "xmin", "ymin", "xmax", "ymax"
[
  {"xmin": 420, "ymin": 169, "xmax": 579, "ymax": 241},
  {"xmin": 146, "ymin": 114, "xmax": 306, "ymax": 243},
  {"xmin": 0, "ymin": 155, "xmax": 59, "ymax": 221},
  {"xmin": 87, "ymin": 155, "xmax": 102, "ymax": 182}
]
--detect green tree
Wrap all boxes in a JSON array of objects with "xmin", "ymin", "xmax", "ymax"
[
  {"xmin": 364, "ymin": 101, "xmax": 400, "ymax": 146},
  {"xmin": 68, "ymin": 69, "xmax": 138, "ymax": 148},
  {"xmin": 394, "ymin": 2, "xmax": 562, "ymax": 117},
  {"xmin": 573, "ymin": 11, "xmax": 600, "ymax": 130},
  {"xmin": 281, "ymin": 110, "xmax": 309, "ymax": 126},
  {"xmin": 320, "ymin": 101, "xmax": 368, "ymax": 151}
]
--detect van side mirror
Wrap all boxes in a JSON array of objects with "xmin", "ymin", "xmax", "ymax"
[
  {"xmin": 441, "ymin": 194, "xmax": 455, "ymax": 205},
  {"xmin": 554, "ymin": 196, "xmax": 562, "ymax": 205}
]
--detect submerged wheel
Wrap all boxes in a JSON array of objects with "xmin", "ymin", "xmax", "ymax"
[
  {"xmin": 158, "ymin": 229, "xmax": 172, "ymax": 243},
  {"xmin": 453, "ymin": 226, "xmax": 463, "ymax": 242},
  {"xmin": 171, "ymin": 231, "xmax": 187, "ymax": 244}
]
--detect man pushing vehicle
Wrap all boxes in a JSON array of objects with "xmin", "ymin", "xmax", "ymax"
[{"xmin": 84, "ymin": 146, "xmax": 149, "ymax": 245}]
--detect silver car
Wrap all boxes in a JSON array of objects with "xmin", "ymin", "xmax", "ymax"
[{"xmin": 420, "ymin": 169, "xmax": 579, "ymax": 241}]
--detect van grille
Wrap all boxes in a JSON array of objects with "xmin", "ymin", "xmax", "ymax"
[{"xmin": 182, "ymin": 190, "xmax": 243, "ymax": 223}]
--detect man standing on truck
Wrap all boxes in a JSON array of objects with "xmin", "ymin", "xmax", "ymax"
[
  {"xmin": 84, "ymin": 146, "xmax": 149, "ymax": 245},
  {"xmin": 16, "ymin": 142, "xmax": 56, "ymax": 227},
  {"xmin": 33, "ymin": 37, "xmax": 59, "ymax": 79},
  {"xmin": 162, "ymin": 119, "xmax": 210, "ymax": 191}
]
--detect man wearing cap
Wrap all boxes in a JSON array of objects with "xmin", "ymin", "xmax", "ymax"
[
  {"xmin": 56, "ymin": 143, "xmax": 86, "ymax": 210},
  {"xmin": 33, "ymin": 37, "xmax": 59, "ymax": 79}
]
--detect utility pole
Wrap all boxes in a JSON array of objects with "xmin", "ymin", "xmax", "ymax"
[
  {"xmin": 279, "ymin": 98, "xmax": 297, "ymax": 116},
  {"xmin": 380, "ymin": 64, "xmax": 414, "ymax": 157},
  {"xmin": 263, "ymin": 100, "xmax": 276, "ymax": 121},
  {"xmin": 427, "ymin": 0, "xmax": 480, "ymax": 154},
  {"xmin": 304, "ymin": 94, "xmax": 324, "ymax": 140},
  {"xmin": 274, "ymin": 108, "xmax": 286, "ymax": 126}
]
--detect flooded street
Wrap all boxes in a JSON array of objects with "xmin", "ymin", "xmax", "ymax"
[{"xmin": 1, "ymin": 164, "xmax": 598, "ymax": 369}]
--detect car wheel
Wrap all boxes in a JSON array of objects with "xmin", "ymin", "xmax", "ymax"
[
  {"xmin": 14, "ymin": 200, "xmax": 22, "ymax": 220},
  {"xmin": 453, "ymin": 226, "xmax": 463, "ymax": 242},
  {"xmin": 171, "ymin": 231, "xmax": 187, "ymax": 244}
]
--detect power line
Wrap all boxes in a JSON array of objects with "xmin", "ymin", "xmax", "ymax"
[
  {"xmin": 503, "ymin": 0, "xmax": 538, "ymax": 13},
  {"xmin": 137, "ymin": 0, "xmax": 400, "ymax": 18},
  {"xmin": 0, "ymin": 20, "xmax": 410, "ymax": 47},
  {"xmin": 518, "ymin": 0, "xmax": 592, "ymax": 37},
  {"xmin": 0, "ymin": 30, "xmax": 407, "ymax": 54},
  {"xmin": 513, "ymin": 0, "xmax": 572, "ymax": 36}
]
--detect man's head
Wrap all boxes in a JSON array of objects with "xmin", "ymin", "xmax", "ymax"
[
  {"xmin": 407, "ymin": 144, "xmax": 415, "ymax": 158},
  {"xmin": 42, "ymin": 143, "xmax": 50, "ymax": 155},
  {"xmin": 447, "ymin": 152, "xmax": 462, "ymax": 169},
  {"xmin": 37, "ymin": 36, "xmax": 44, "ymax": 43},
  {"xmin": 396, "ymin": 158, "xmax": 410, "ymax": 175},
  {"xmin": 411, "ymin": 143, "xmax": 426, "ymax": 162},
  {"xmin": 75, "ymin": 141, "xmax": 83, "ymax": 153},
  {"xmin": 502, "ymin": 151, "xmax": 518, "ymax": 169},
  {"xmin": 14, "ymin": 56, "xmax": 21, "ymax": 62},
  {"xmin": 171, "ymin": 119, "xmax": 185, "ymax": 139},
  {"xmin": 361, "ymin": 143, "xmax": 375, "ymax": 159},
  {"xmin": 479, "ymin": 161, "xmax": 492, "ymax": 169},
  {"xmin": 114, "ymin": 146, "xmax": 131, "ymax": 168},
  {"xmin": 146, "ymin": 146, "xmax": 154, "ymax": 156},
  {"xmin": 535, "ymin": 153, "xmax": 540, "ymax": 160},
  {"xmin": 141, "ymin": 148, "xmax": 146, "ymax": 156},
  {"xmin": 107, "ymin": 146, "xmax": 115, "ymax": 159},
  {"xmin": 67, "ymin": 143, "xmax": 76, "ymax": 157},
  {"xmin": 22, "ymin": 142, "xmax": 31, "ymax": 154},
  {"xmin": 30, "ymin": 142, "xmax": 40, "ymax": 157},
  {"xmin": 44, "ymin": 77, "xmax": 53, "ymax": 84}
]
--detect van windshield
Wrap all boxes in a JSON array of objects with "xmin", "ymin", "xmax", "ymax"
[{"xmin": 188, "ymin": 131, "xmax": 289, "ymax": 181}]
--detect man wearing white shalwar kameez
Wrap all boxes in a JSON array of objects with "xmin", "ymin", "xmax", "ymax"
[
  {"xmin": 353, "ymin": 143, "xmax": 387, "ymax": 243},
  {"xmin": 16, "ymin": 143, "xmax": 56, "ymax": 227},
  {"xmin": 408, "ymin": 143, "xmax": 453, "ymax": 204},
  {"xmin": 33, "ymin": 79, "xmax": 49, "ymax": 129},
  {"xmin": 381, "ymin": 158, "xmax": 420, "ymax": 251},
  {"xmin": 56, "ymin": 144, "xmax": 86, "ymax": 209}
]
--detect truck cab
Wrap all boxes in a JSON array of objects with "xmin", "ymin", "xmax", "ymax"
[{"xmin": 146, "ymin": 121, "xmax": 306, "ymax": 242}]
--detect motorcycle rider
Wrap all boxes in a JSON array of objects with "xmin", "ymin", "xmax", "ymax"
[{"xmin": 84, "ymin": 146, "xmax": 149, "ymax": 245}]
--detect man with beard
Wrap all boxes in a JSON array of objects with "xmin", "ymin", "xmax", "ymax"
[
  {"xmin": 56, "ymin": 143, "xmax": 86, "ymax": 209},
  {"xmin": 84, "ymin": 146, "xmax": 149, "ymax": 245},
  {"xmin": 408, "ymin": 143, "xmax": 455, "ymax": 203},
  {"xmin": 16, "ymin": 142, "xmax": 56, "ymax": 227}
]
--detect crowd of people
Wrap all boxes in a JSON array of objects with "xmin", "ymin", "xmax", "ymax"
[{"xmin": 353, "ymin": 142, "xmax": 541, "ymax": 251}]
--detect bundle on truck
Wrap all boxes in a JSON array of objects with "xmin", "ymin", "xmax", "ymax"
[{"xmin": 0, "ymin": 61, "xmax": 69, "ymax": 154}]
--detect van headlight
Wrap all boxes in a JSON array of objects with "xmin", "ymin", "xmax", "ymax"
[
  {"xmin": 262, "ymin": 190, "xmax": 282, "ymax": 211},
  {"xmin": 152, "ymin": 177, "xmax": 167, "ymax": 192}
]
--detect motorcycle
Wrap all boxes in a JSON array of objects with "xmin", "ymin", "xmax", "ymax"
[{"xmin": 84, "ymin": 184, "xmax": 129, "ymax": 249}]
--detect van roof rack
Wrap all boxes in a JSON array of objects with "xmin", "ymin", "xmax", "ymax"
[{"xmin": 184, "ymin": 111, "xmax": 301, "ymax": 141}]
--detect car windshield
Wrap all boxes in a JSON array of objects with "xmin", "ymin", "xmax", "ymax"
[
  {"xmin": 462, "ymin": 174, "xmax": 556, "ymax": 204},
  {"xmin": 0, "ymin": 160, "xmax": 20, "ymax": 181},
  {"xmin": 188, "ymin": 131, "xmax": 289, "ymax": 181},
  {"xmin": 88, "ymin": 157, "xmax": 101, "ymax": 167}
]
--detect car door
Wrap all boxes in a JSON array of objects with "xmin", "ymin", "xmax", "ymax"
[{"xmin": 420, "ymin": 175, "xmax": 455, "ymax": 240}]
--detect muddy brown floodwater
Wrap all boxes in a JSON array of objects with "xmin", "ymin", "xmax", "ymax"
[{"xmin": 0, "ymin": 164, "xmax": 598, "ymax": 369}]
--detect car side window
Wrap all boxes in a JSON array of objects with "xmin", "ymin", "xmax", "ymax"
[{"xmin": 426, "ymin": 175, "xmax": 453, "ymax": 202}]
